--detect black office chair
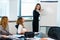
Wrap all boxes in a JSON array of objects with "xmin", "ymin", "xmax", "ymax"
[
  {"xmin": 15, "ymin": 25, "xmax": 19, "ymax": 34},
  {"xmin": 48, "ymin": 27, "xmax": 60, "ymax": 40},
  {"xmin": 15, "ymin": 25, "xmax": 19, "ymax": 29}
]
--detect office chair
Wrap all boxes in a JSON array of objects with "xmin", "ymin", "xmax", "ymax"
[
  {"xmin": 15, "ymin": 25, "xmax": 19, "ymax": 29},
  {"xmin": 15, "ymin": 25, "xmax": 19, "ymax": 34}
]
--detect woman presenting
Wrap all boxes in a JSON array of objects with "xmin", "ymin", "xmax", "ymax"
[{"xmin": 32, "ymin": 3, "xmax": 42, "ymax": 32}]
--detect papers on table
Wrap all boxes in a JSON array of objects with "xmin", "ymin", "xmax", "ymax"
[{"xmin": 7, "ymin": 35, "xmax": 24, "ymax": 38}]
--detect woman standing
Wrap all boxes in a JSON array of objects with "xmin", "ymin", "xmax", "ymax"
[{"xmin": 32, "ymin": 3, "xmax": 42, "ymax": 32}]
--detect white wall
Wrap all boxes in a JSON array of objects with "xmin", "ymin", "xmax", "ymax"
[{"xmin": 9, "ymin": 22, "xmax": 17, "ymax": 34}]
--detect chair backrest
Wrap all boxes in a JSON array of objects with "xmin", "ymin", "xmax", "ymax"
[
  {"xmin": 15, "ymin": 25, "xmax": 19, "ymax": 34},
  {"xmin": 15, "ymin": 25, "xmax": 19, "ymax": 29}
]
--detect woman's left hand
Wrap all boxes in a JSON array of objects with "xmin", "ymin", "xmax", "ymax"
[
  {"xmin": 40, "ymin": 9, "xmax": 44, "ymax": 12},
  {"xmin": 40, "ymin": 38, "xmax": 47, "ymax": 40},
  {"xmin": 1, "ymin": 35, "xmax": 8, "ymax": 38}
]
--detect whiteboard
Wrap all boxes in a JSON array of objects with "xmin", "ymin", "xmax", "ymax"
[
  {"xmin": 41, "ymin": 0, "xmax": 58, "ymax": 1},
  {"xmin": 39, "ymin": 2, "xmax": 58, "ymax": 26}
]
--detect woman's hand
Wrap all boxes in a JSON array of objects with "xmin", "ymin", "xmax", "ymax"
[
  {"xmin": 40, "ymin": 9, "xmax": 44, "ymax": 12},
  {"xmin": 1, "ymin": 35, "xmax": 8, "ymax": 38},
  {"xmin": 40, "ymin": 38, "xmax": 47, "ymax": 40},
  {"xmin": 19, "ymin": 28, "xmax": 28, "ymax": 35},
  {"xmin": 23, "ymin": 28, "xmax": 28, "ymax": 33}
]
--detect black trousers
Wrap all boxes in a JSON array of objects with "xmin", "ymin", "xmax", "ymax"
[{"xmin": 48, "ymin": 27, "xmax": 60, "ymax": 40}]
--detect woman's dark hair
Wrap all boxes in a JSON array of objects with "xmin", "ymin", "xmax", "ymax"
[
  {"xmin": 16, "ymin": 17, "xmax": 23, "ymax": 25},
  {"xmin": 17, "ymin": 17, "xmax": 23, "ymax": 21},
  {"xmin": 35, "ymin": 3, "xmax": 41, "ymax": 10},
  {"xmin": 16, "ymin": 17, "xmax": 24, "ymax": 27}
]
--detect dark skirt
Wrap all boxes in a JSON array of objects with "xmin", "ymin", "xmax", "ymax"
[
  {"xmin": 32, "ymin": 20, "xmax": 39, "ymax": 32},
  {"xmin": 48, "ymin": 27, "xmax": 60, "ymax": 40}
]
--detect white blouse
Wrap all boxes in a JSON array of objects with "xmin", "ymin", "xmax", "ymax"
[{"xmin": 18, "ymin": 25, "xmax": 27, "ymax": 34}]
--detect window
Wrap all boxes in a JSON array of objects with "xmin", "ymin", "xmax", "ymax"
[
  {"xmin": 0, "ymin": 0, "xmax": 9, "ymax": 17},
  {"xmin": 21, "ymin": 0, "xmax": 39, "ymax": 16},
  {"xmin": 19, "ymin": 0, "xmax": 39, "ymax": 20}
]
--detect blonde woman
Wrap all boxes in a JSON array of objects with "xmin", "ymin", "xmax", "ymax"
[
  {"xmin": 16, "ymin": 17, "xmax": 28, "ymax": 35},
  {"xmin": 0, "ymin": 16, "xmax": 12, "ymax": 40},
  {"xmin": 1, "ymin": 16, "xmax": 8, "ymax": 29}
]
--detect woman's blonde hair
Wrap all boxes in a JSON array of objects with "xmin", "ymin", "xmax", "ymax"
[
  {"xmin": 1, "ymin": 16, "xmax": 8, "ymax": 29},
  {"xmin": 0, "ymin": 20, "xmax": 1, "ymax": 25},
  {"xmin": 35, "ymin": 3, "xmax": 41, "ymax": 10},
  {"xmin": 16, "ymin": 17, "xmax": 24, "ymax": 27}
]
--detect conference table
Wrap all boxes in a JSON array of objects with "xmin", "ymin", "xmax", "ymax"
[{"xmin": 6, "ymin": 35, "xmax": 55, "ymax": 40}]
